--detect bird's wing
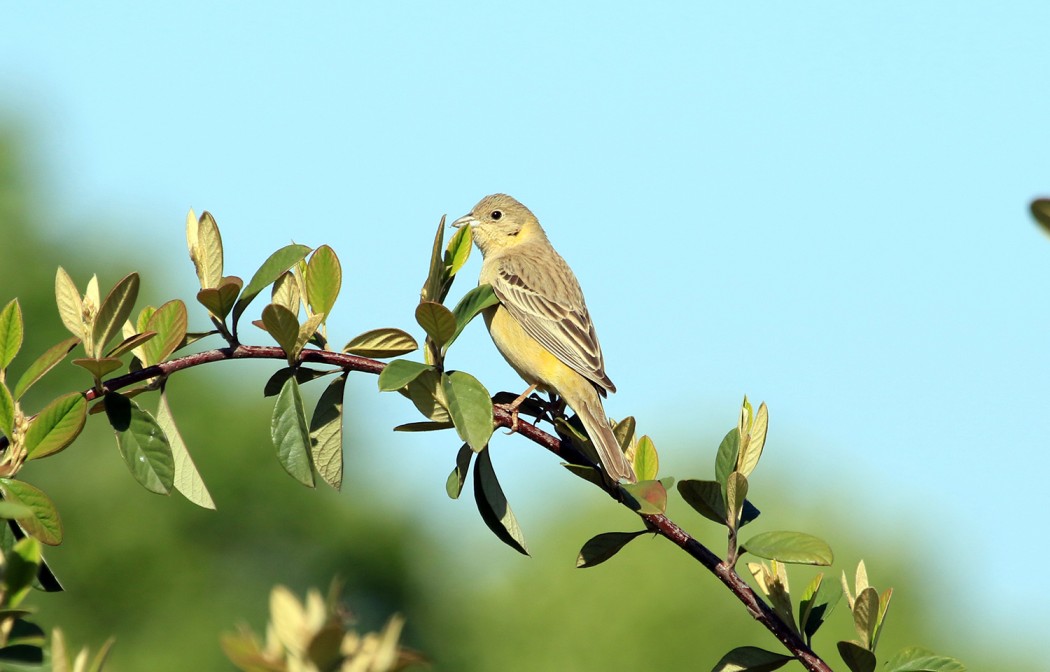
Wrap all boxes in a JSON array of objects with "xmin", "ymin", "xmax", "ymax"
[{"xmin": 491, "ymin": 250, "xmax": 615, "ymax": 394}]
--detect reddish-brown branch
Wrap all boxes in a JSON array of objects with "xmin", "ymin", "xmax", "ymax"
[{"xmin": 3, "ymin": 344, "xmax": 832, "ymax": 671}]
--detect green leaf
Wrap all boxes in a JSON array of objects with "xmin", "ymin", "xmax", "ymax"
[
  {"xmin": 633, "ymin": 434, "xmax": 659, "ymax": 481},
  {"xmin": 90, "ymin": 273, "xmax": 140, "ymax": 359},
  {"xmin": 442, "ymin": 371, "xmax": 494, "ymax": 452},
  {"xmin": 737, "ymin": 401, "xmax": 768, "ymax": 477},
  {"xmin": 420, "ymin": 215, "xmax": 447, "ymax": 303},
  {"xmin": 576, "ymin": 530, "xmax": 646, "ymax": 568},
  {"xmin": 271, "ymin": 377, "xmax": 315, "ymax": 487},
  {"xmin": 715, "ymin": 427, "xmax": 740, "ymax": 489},
  {"xmin": 741, "ymin": 531, "xmax": 834, "ymax": 566},
  {"xmin": 444, "ymin": 220, "xmax": 473, "ymax": 276},
  {"xmin": 271, "ymin": 270, "xmax": 301, "ymax": 314},
  {"xmin": 1031, "ymin": 198, "xmax": 1050, "ymax": 234},
  {"xmin": 261, "ymin": 303, "xmax": 300, "ymax": 356},
  {"xmin": 446, "ymin": 284, "xmax": 500, "ymax": 351},
  {"xmin": 621, "ymin": 480, "xmax": 667, "ymax": 514},
  {"xmin": 3, "ymin": 537, "xmax": 42, "ymax": 606},
  {"xmin": 191, "ymin": 210, "xmax": 224, "ymax": 289},
  {"xmin": 140, "ymin": 300, "xmax": 188, "ymax": 366},
  {"xmin": 473, "ymin": 448, "xmax": 528, "ymax": 555},
  {"xmin": 377, "ymin": 359, "xmax": 432, "ymax": 392},
  {"xmin": 295, "ymin": 312, "xmax": 325, "ymax": 357},
  {"xmin": 343, "ymin": 328, "xmax": 418, "ymax": 358},
  {"xmin": 196, "ymin": 277, "xmax": 243, "ymax": 321},
  {"xmin": 12, "ymin": 337, "xmax": 79, "ymax": 400},
  {"xmin": 309, "ymin": 373, "xmax": 346, "ymax": 491},
  {"xmin": 71, "ymin": 357, "xmax": 124, "ymax": 379},
  {"xmin": 233, "ymin": 244, "xmax": 312, "ymax": 330},
  {"xmin": 445, "ymin": 444, "xmax": 473, "ymax": 499},
  {"xmin": 403, "ymin": 369, "xmax": 451, "ymax": 422},
  {"xmin": 726, "ymin": 471, "xmax": 748, "ymax": 528},
  {"xmin": 415, "ymin": 301, "xmax": 456, "ymax": 348},
  {"xmin": 103, "ymin": 392, "xmax": 175, "ymax": 495},
  {"xmin": 306, "ymin": 244, "xmax": 341, "ymax": 321},
  {"xmin": 562, "ymin": 463, "xmax": 605, "ymax": 488},
  {"xmin": 395, "ymin": 421, "xmax": 455, "ymax": 432},
  {"xmin": 0, "ymin": 500, "xmax": 32, "ymax": 519},
  {"xmin": 156, "ymin": 386, "xmax": 215, "ymax": 510},
  {"xmin": 0, "ymin": 383, "xmax": 13, "ymax": 440},
  {"xmin": 54, "ymin": 267, "xmax": 84, "ymax": 339},
  {"xmin": 678, "ymin": 479, "xmax": 726, "ymax": 524},
  {"xmin": 105, "ymin": 330, "xmax": 156, "ymax": 358},
  {"xmin": 613, "ymin": 415, "xmax": 636, "ymax": 453},
  {"xmin": 798, "ymin": 572, "xmax": 842, "ymax": 642},
  {"xmin": 24, "ymin": 392, "xmax": 87, "ymax": 460},
  {"xmin": 884, "ymin": 647, "xmax": 967, "ymax": 672},
  {"xmin": 263, "ymin": 367, "xmax": 333, "ymax": 397},
  {"xmin": 0, "ymin": 299, "xmax": 23, "ymax": 369},
  {"xmin": 837, "ymin": 640, "xmax": 877, "ymax": 672},
  {"xmin": 0, "ymin": 480, "xmax": 62, "ymax": 546},
  {"xmin": 853, "ymin": 586, "xmax": 880, "ymax": 649},
  {"xmin": 711, "ymin": 646, "xmax": 794, "ymax": 672}
]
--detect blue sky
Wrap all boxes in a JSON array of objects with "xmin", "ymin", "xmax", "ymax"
[{"xmin": 5, "ymin": 1, "xmax": 1049, "ymax": 652}]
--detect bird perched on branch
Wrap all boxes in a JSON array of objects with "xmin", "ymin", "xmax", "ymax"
[{"xmin": 452, "ymin": 194, "xmax": 636, "ymax": 483}]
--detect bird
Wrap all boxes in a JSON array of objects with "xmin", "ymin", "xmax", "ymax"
[{"xmin": 452, "ymin": 194, "xmax": 636, "ymax": 483}]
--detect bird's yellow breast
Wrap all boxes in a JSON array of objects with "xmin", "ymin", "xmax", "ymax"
[{"xmin": 484, "ymin": 304, "xmax": 571, "ymax": 394}]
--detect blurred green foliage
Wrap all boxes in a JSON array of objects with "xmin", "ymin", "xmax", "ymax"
[{"xmin": 0, "ymin": 125, "xmax": 1038, "ymax": 670}]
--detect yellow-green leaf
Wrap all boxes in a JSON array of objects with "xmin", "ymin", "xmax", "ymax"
[
  {"xmin": 633, "ymin": 434, "xmax": 658, "ymax": 481},
  {"xmin": 271, "ymin": 270, "xmax": 300, "ymax": 315},
  {"xmin": 444, "ymin": 222, "xmax": 472, "ymax": 276},
  {"xmin": 54, "ymin": 267, "xmax": 84, "ymax": 339},
  {"xmin": 106, "ymin": 330, "xmax": 156, "ymax": 359},
  {"xmin": 13, "ymin": 337, "xmax": 80, "ymax": 400},
  {"xmin": 309, "ymin": 374, "xmax": 346, "ymax": 491},
  {"xmin": 140, "ymin": 300, "xmax": 188, "ymax": 366},
  {"xmin": 715, "ymin": 427, "xmax": 740, "ymax": 489},
  {"xmin": 445, "ymin": 444, "xmax": 472, "ymax": 499},
  {"xmin": 196, "ymin": 277, "xmax": 243, "ymax": 322},
  {"xmin": 156, "ymin": 386, "xmax": 215, "ymax": 509},
  {"xmin": 233, "ymin": 244, "xmax": 312, "ymax": 331},
  {"xmin": 90, "ymin": 273, "xmax": 140, "ymax": 359},
  {"xmin": 415, "ymin": 301, "xmax": 456, "ymax": 348},
  {"xmin": 0, "ymin": 479, "xmax": 63, "ymax": 546},
  {"xmin": 377, "ymin": 359, "xmax": 432, "ymax": 391},
  {"xmin": 837, "ymin": 640, "xmax": 876, "ymax": 672},
  {"xmin": 271, "ymin": 377, "xmax": 315, "ymax": 487},
  {"xmin": 403, "ymin": 369, "xmax": 450, "ymax": 422},
  {"xmin": 420, "ymin": 215, "xmax": 447, "ymax": 303},
  {"xmin": 442, "ymin": 371, "xmax": 493, "ymax": 452},
  {"xmin": 343, "ymin": 328, "xmax": 418, "ymax": 358},
  {"xmin": 613, "ymin": 416, "xmax": 636, "ymax": 454},
  {"xmin": 191, "ymin": 210, "xmax": 224, "ymax": 289},
  {"xmin": 622, "ymin": 480, "xmax": 667, "ymax": 514},
  {"xmin": 71, "ymin": 357, "xmax": 124, "ymax": 380},
  {"xmin": 726, "ymin": 471, "xmax": 748, "ymax": 528},
  {"xmin": 295, "ymin": 312, "xmax": 325, "ymax": 357},
  {"xmin": 0, "ymin": 299, "xmax": 23, "ymax": 369},
  {"xmin": 741, "ymin": 531, "xmax": 834, "ymax": 566},
  {"xmin": 24, "ymin": 392, "xmax": 87, "ymax": 460},
  {"xmin": 261, "ymin": 304, "xmax": 300, "ymax": 356},
  {"xmin": 576, "ymin": 530, "xmax": 646, "ymax": 568},
  {"xmin": 447, "ymin": 284, "xmax": 500, "ymax": 351},
  {"xmin": 711, "ymin": 646, "xmax": 794, "ymax": 672},
  {"xmin": 306, "ymin": 244, "xmax": 341, "ymax": 321},
  {"xmin": 103, "ymin": 392, "xmax": 174, "ymax": 495},
  {"xmin": 0, "ymin": 382, "xmax": 13, "ymax": 439},
  {"xmin": 737, "ymin": 401, "xmax": 768, "ymax": 477}
]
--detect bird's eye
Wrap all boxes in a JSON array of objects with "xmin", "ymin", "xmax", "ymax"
[{"xmin": 490, "ymin": 210, "xmax": 503, "ymax": 221}]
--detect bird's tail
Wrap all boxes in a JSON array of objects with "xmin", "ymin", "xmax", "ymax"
[{"xmin": 576, "ymin": 394, "xmax": 636, "ymax": 483}]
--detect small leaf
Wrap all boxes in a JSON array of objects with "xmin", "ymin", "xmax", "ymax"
[
  {"xmin": 343, "ymin": 328, "xmax": 418, "ymax": 358},
  {"xmin": 741, "ymin": 531, "xmax": 834, "ymax": 566},
  {"xmin": 103, "ymin": 393, "xmax": 175, "ymax": 495},
  {"xmin": 196, "ymin": 278, "xmax": 243, "ymax": 321},
  {"xmin": 473, "ymin": 447, "xmax": 528, "ymax": 554},
  {"xmin": 54, "ymin": 268, "xmax": 84, "ymax": 339},
  {"xmin": 12, "ymin": 337, "xmax": 80, "ymax": 400},
  {"xmin": 0, "ymin": 480, "xmax": 62, "ymax": 546},
  {"xmin": 24, "ymin": 392, "xmax": 87, "ymax": 460},
  {"xmin": 715, "ymin": 427, "xmax": 740, "ymax": 489},
  {"xmin": 306, "ymin": 244, "xmax": 341, "ymax": 321},
  {"xmin": 447, "ymin": 283, "xmax": 500, "ymax": 351},
  {"xmin": 738, "ymin": 401, "xmax": 768, "ymax": 477},
  {"xmin": 0, "ymin": 383, "xmax": 13, "ymax": 439},
  {"xmin": 295, "ymin": 312, "xmax": 325, "ymax": 357},
  {"xmin": 90, "ymin": 273, "xmax": 140, "ymax": 359},
  {"xmin": 726, "ymin": 471, "xmax": 748, "ymax": 528},
  {"xmin": 106, "ymin": 330, "xmax": 156, "ymax": 358},
  {"xmin": 261, "ymin": 304, "xmax": 300, "ymax": 356},
  {"xmin": 0, "ymin": 299, "xmax": 23, "ymax": 369},
  {"xmin": 576, "ymin": 530, "xmax": 646, "ymax": 568},
  {"xmin": 1031, "ymin": 198, "xmax": 1050, "ymax": 234},
  {"xmin": 140, "ymin": 300, "xmax": 188, "ymax": 365},
  {"xmin": 271, "ymin": 270, "xmax": 301, "ymax": 315},
  {"xmin": 395, "ymin": 421, "xmax": 455, "ymax": 432},
  {"xmin": 677, "ymin": 479, "xmax": 726, "ymax": 524},
  {"xmin": 563, "ymin": 463, "xmax": 605, "ymax": 488},
  {"xmin": 442, "ymin": 371, "xmax": 494, "ymax": 452},
  {"xmin": 798, "ymin": 573, "xmax": 842, "ymax": 642},
  {"xmin": 263, "ymin": 367, "xmax": 333, "ymax": 397},
  {"xmin": 444, "ymin": 220, "xmax": 473, "ymax": 276},
  {"xmin": 377, "ymin": 359, "xmax": 432, "ymax": 391},
  {"xmin": 884, "ymin": 647, "xmax": 967, "ymax": 672},
  {"xmin": 420, "ymin": 215, "xmax": 447, "ymax": 303},
  {"xmin": 415, "ymin": 301, "xmax": 456, "ymax": 348},
  {"xmin": 309, "ymin": 373, "xmax": 346, "ymax": 491},
  {"xmin": 874, "ymin": 587, "xmax": 893, "ymax": 650},
  {"xmin": 613, "ymin": 415, "xmax": 636, "ymax": 454},
  {"xmin": 271, "ymin": 377, "xmax": 315, "ymax": 487},
  {"xmin": 156, "ymin": 386, "xmax": 215, "ymax": 509},
  {"xmin": 445, "ymin": 444, "xmax": 473, "ymax": 499},
  {"xmin": 853, "ymin": 586, "xmax": 880, "ymax": 649},
  {"xmin": 621, "ymin": 480, "xmax": 667, "ymax": 514},
  {"xmin": 837, "ymin": 640, "xmax": 877, "ymax": 672},
  {"xmin": 192, "ymin": 210, "xmax": 224, "ymax": 289},
  {"xmin": 633, "ymin": 434, "xmax": 659, "ymax": 481},
  {"xmin": 711, "ymin": 646, "xmax": 794, "ymax": 672},
  {"xmin": 71, "ymin": 357, "xmax": 124, "ymax": 379},
  {"xmin": 403, "ymin": 369, "xmax": 451, "ymax": 422},
  {"xmin": 233, "ymin": 243, "xmax": 312, "ymax": 330}
]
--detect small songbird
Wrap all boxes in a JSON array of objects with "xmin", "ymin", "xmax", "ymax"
[{"xmin": 452, "ymin": 194, "xmax": 636, "ymax": 483}]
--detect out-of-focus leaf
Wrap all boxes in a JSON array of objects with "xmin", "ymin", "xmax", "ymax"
[
  {"xmin": 711, "ymin": 646, "xmax": 794, "ymax": 672},
  {"xmin": 633, "ymin": 434, "xmax": 658, "ymax": 481},
  {"xmin": 90, "ymin": 273, "xmax": 140, "ymax": 359},
  {"xmin": 306, "ymin": 244, "xmax": 341, "ymax": 321},
  {"xmin": 271, "ymin": 270, "xmax": 300, "ymax": 315},
  {"xmin": 377, "ymin": 359, "xmax": 432, "ymax": 391},
  {"xmin": 0, "ymin": 480, "xmax": 62, "ymax": 546},
  {"xmin": 799, "ymin": 573, "xmax": 842, "ymax": 643},
  {"xmin": 0, "ymin": 500, "xmax": 32, "ymax": 519},
  {"xmin": 24, "ymin": 392, "xmax": 87, "ymax": 460},
  {"xmin": 106, "ymin": 331, "xmax": 156, "ymax": 358},
  {"xmin": 576, "ymin": 530, "xmax": 645, "ymax": 568},
  {"xmin": 156, "ymin": 386, "xmax": 214, "ymax": 509},
  {"xmin": 233, "ymin": 243, "xmax": 312, "ymax": 330},
  {"xmin": 473, "ymin": 448, "xmax": 528, "ymax": 555},
  {"xmin": 261, "ymin": 303, "xmax": 300, "ymax": 356},
  {"xmin": 1031, "ymin": 198, "xmax": 1050, "ymax": 234},
  {"xmin": 884, "ymin": 647, "xmax": 967, "ymax": 672},
  {"xmin": 715, "ymin": 427, "xmax": 740, "ymax": 489},
  {"xmin": 622, "ymin": 480, "xmax": 667, "ymax": 514},
  {"xmin": 444, "ymin": 220, "xmax": 472, "ymax": 276},
  {"xmin": 309, "ymin": 373, "xmax": 346, "ymax": 491},
  {"xmin": 140, "ymin": 300, "xmax": 188, "ymax": 366},
  {"xmin": 446, "ymin": 283, "xmax": 499, "ymax": 351},
  {"xmin": 12, "ymin": 337, "xmax": 79, "ymax": 400},
  {"xmin": 103, "ymin": 392, "xmax": 174, "ymax": 495},
  {"xmin": 420, "ymin": 215, "xmax": 447, "ymax": 303},
  {"xmin": 71, "ymin": 357, "xmax": 124, "ymax": 379},
  {"xmin": 271, "ymin": 377, "xmax": 315, "ymax": 487},
  {"xmin": 442, "ymin": 371, "xmax": 493, "ymax": 452},
  {"xmin": 4, "ymin": 537, "xmax": 42, "ymax": 606},
  {"xmin": 416, "ymin": 301, "xmax": 456, "ymax": 348},
  {"xmin": 54, "ymin": 268, "xmax": 84, "ymax": 339},
  {"xmin": 445, "ymin": 444, "xmax": 472, "ymax": 499},
  {"xmin": 741, "ymin": 531, "xmax": 834, "ymax": 566},
  {"xmin": 837, "ymin": 640, "xmax": 877, "ymax": 672},
  {"xmin": 197, "ymin": 277, "xmax": 243, "ymax": 321},
  {"xmin": 0, "ymin": 383, "xmax": 13, "ymax": 440},
  {"xmin": 0, "ymin": 299, "xmax": 22, "ymax": 369},
  {"xmin": 343, "ymin": 328, "xmax": 418, "ymax": 358},
  {"xmin": 263, "ymin": 367, "xmax": 334, "ymax": 397}
]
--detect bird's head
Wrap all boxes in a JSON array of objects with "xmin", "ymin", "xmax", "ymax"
[{"xmin": 452, "ymin": 193, "xmax": 546, "ymax": 256}]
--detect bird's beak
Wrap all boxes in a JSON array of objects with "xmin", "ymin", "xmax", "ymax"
[{"xmin": 451, "ymin": 214, "xmax": 476, "ymax": 229}]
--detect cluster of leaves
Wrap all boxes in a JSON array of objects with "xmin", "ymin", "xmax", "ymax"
[{"xmin": 222, "ymin": 583, "xmax": 421, "ymax": 672}]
